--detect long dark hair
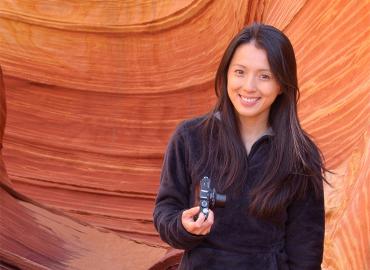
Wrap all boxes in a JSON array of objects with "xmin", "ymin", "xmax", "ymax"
[{"xmin": 195, "ymin": 23, "xmax": 327, "ymax": 219}]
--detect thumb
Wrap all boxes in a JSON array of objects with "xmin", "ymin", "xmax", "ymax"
[{"xmin": 182, "ymin": 206, "xmax": 200, "ymax": 218}]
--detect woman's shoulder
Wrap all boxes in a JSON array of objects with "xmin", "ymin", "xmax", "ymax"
[{"xmin": 174, "ymin": 114, "xmax": 209, "ymax": 137}]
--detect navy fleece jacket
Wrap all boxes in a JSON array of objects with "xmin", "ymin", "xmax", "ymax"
[{"xmin": 153, "ymin": 117, "xmax": 325, "ymax": 270}]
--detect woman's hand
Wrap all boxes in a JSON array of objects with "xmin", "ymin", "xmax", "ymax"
[{"xmin": 181, "ymin": 206, "xmax": 214, "ymax": 235}]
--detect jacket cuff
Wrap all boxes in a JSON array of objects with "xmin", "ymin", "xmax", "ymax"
[{"xmin": 175, "ymin": 211, "xmax": 206, "ymax": 249}]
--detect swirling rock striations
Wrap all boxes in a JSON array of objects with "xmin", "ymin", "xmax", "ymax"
[
  {"xmin": 0, "ymin": 0, "xmax": 369, "ymax": 269},
  {"xmin": 0, "ymin": 63, "xmax": 169, "ymax": 270}
]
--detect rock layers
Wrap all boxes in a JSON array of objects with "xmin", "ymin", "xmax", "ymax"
[{"xmin": 0, "ymin": 1, "xmax": 369, "ymax": 269}]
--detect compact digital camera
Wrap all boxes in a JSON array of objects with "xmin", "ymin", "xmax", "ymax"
[{"xmin": 197, "ymin": 176, "xmax": 226, "ymax": 219}]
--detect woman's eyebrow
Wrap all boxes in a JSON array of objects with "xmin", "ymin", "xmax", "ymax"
[
  {"xmin": 258, "ymin": 69, "xmax": 273, "ymax": 72},
  {"xmin": 231, "ymin": 64, "xmax": 272, "ymax": 72},
  {"xmin": 230, "ymin": 64, "xmax": 246, "ymax": 68}
]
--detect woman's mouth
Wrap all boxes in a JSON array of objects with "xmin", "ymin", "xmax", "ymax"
[{"xmin": 239, "ymin": 95, "xmax": 260, "ymax": 105}]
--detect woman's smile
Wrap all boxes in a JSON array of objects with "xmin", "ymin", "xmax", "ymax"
[{"xmin": 238, "ymin": 94, "xmax": 261, "ymax": 106}]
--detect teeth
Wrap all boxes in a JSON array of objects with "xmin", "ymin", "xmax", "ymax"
[{"xmin": 240, "ymin": 96, "xmax": 259, "ymax": 102}]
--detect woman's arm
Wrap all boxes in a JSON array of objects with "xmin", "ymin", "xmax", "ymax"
[
  {"xmin": 153, "ymin": 124, "xmax": 206, "ymax": 250},
  {"xmin": 285, "ymin": 183, "xmax": 325, "ymax": 270}
]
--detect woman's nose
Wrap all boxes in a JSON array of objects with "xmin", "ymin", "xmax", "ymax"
[{"xmin": 242, "ymin": 75, "xmax": 257, "ymax": 92}]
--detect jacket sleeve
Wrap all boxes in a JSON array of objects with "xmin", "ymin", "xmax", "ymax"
[
  {"xmin": 153, "ymin": 124, "xmax": 205, "ymax": 250},
  {"xmin": 285, "ymin": 183, "xmax": 325, "ymax": 270}
]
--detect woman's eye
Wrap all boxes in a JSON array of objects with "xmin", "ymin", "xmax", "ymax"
[
  {"xmin": 260, "ymin": 74, "xmax": 271, "ymax": 80},
  {"xmin": 235, "ymin": 70, "xmax": 244, "ymax": 76}
]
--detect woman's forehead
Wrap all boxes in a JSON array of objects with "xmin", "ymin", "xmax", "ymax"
[{"xmin": 230, "ymin": 43, "xmax": 271, "ymax": 70}]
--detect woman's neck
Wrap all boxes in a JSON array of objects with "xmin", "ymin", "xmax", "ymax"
[{"xmin": 239, "ymin": 117, "xmax": 270, "ymax": 154}]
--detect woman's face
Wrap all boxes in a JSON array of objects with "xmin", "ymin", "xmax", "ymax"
[{"xmin": 227, "ymin": 42, "xmax": 281, "ymax": 126}]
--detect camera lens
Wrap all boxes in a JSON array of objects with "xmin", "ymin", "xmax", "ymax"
[{"xmin": 214, "ymin": 193, "xmax": 226, "ymax": 207}]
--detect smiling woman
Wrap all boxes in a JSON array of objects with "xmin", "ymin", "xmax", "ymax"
[{"xmin": 153, "ymin": 23, "xmax": 327, "ymax": 270}]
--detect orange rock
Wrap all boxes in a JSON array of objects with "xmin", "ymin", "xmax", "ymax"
[{"xmin": 0, "ymin": 1, "xmax": 369, "ymax": 269}]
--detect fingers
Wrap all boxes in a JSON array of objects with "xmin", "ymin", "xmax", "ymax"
[
  {"xmin": 194, "ymin": 212, "xmax": 206, "ymax": 226},
  {"xmin": 181, "ymin": 207, "xmax": 214, "ymax": 235},
  {"xmin": 198, "ymin": 210, "xmax": 214, "ymax": 234}
]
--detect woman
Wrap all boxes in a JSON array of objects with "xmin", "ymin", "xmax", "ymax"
[{"xmin": 153, "ymin": 23, "xmax": 326, "ymax": 270}]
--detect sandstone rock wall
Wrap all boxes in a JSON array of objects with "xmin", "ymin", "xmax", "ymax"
[{"xmin": 0, "ymin": 1, "xmax": 369, "ymax": 269}]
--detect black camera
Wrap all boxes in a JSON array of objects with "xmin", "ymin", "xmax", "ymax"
[{"xmin": 197, "ymin": 176, "xmax": 226, "ymax": 219}]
